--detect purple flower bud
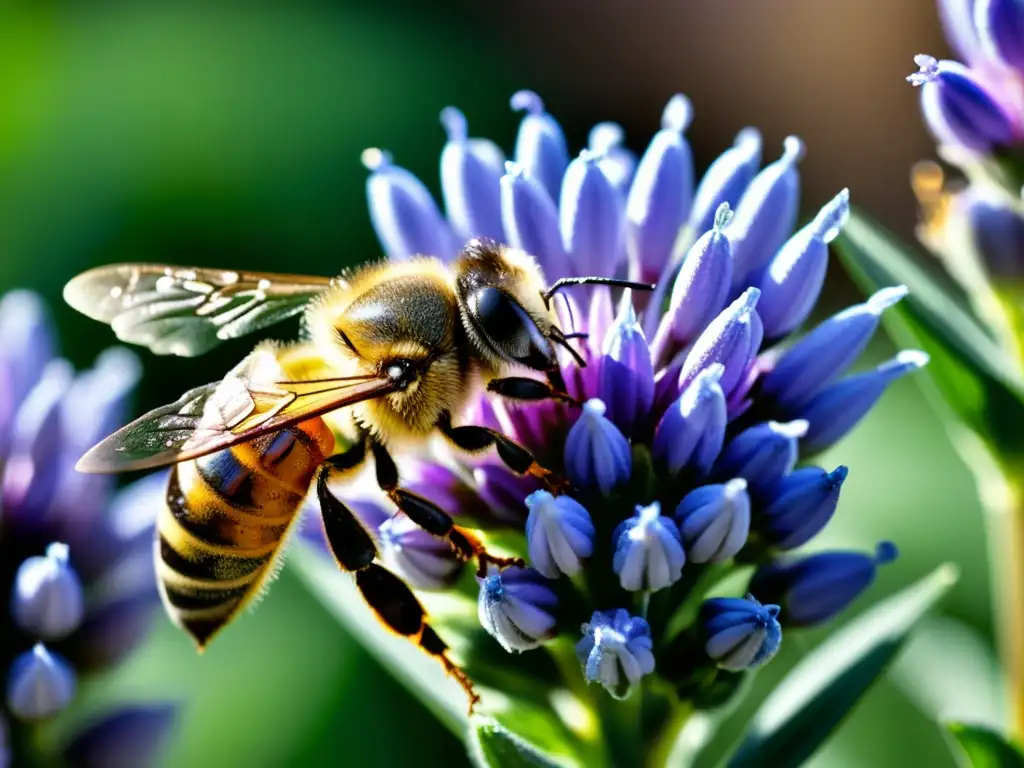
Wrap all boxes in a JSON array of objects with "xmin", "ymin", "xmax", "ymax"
[
  {"xmin": 678, "ymin": 288, "xmax": 763, "ymax": 399},
  {"xmin": 975, "ymin": 0, "xmax": 1024, "ymax": 72},
  {"xmin": 701, "ymin": 595, "xmax": 782, "ymax": 671},
  {"xmin": 68, "ymin": 592, "xmax": 156, "ymax": 672},
  {"xmin": 749, "ymin": 542, "xmax": 899, "ymax": 627},
  {"xmin": 525, "ymin": 490, "xmax": 595, "ymax": 578},
  {"xmin": 726, "ymin": 137, "xmax": 804, "ymax": 283},
  {"xmin": 676, "ymin": 479, "xmax": 751, "ymax": 563},
  {"xmin": 471, "ymin": 461, "xmax": 542, "ymax": 525},
  {"xmin": 799, "ymin": 351, "xmax": 930, "ymax": 455},
  {"xmin": 6, "ymin": 644, "xmax": 76, "ymax": 721},
  {"xmin": 939, "ymin": 0, "xmax": 988, "ymax": 64},
  {"xmin": 440, "ymin": 107, "xmax": 506, "ymax": 243},
  {"xmin": 714, "ymin": 420, "xmax": 808, "ymax": 496},
  {"xmin": 688, "ymin": 128, "xmax": 763, "ymax": 237},
  {"xmin": 478, "ymin": 566, "xmax": 558, "ymax": 653},
  {"xmin": 758, "ymin": 466, "xmax": 848, "ymax": 550},
  {"xmin": 362, "ymin": 148, "xmax": 456, "ymax": 261},
  {"xmin": 759, "ymin": 285, "xmax": 908, "ymax": 411},
  {"xmin": 652, "ymin": 364, "xmax": 727, "ymax": 477},
  {"xmin": 625, "ymin": 94, "xmax": 695, "ymax": 284},
  {"xmin": 757, "ymin": 189, "xmax": 850, "ymax": 340},
  {"xmin": 589, "ymin": 122, "xmax": 638, "ymax": 197},
  {"xmin": 599, "ymin": 304, "xmax": 655, "ymax": 437},
  {"xmin": 378, "ymin": 513, "xmax": 462, "ymax": 590},
  {"xmin": 564, "ymin": 399, "xmax": 632, "ymax": 495},
  {"xmin": 500, "ymin": 161, "xmax": 566, "ymax": 276},
  {"xmin": 652, "ymin": 203, "xmax": 734, "ymax": 362},
  {"xmin": 0, "ymin": 291, "xmax": 55, "ymax": 458},
  {"xmin": 63, "ymin": 704, "xmax": 176, "ymax": 768},
  {"xmin": 560, "ymin": 150, "xmax": 625, "ymax": 277},
  {"xmin": 612, "ymin": 502, "xmax": 686, "ymax": 592},
  {"xmin": 511, "ymin": 90, "xmax": 570, "ymax": 203},
  {"xmin": 576, "ymin": 609, "xmax": 655, "ymax": 699},
  {"xmin": 966, "ymin": 191, "xmax": 1024, "ymax": 280},
  {"xmin": 12, "ymin": 543, "xmax": 85, "ymax": 640},
  {"xmin": 907, "ymin": 55, "xmax": 1016, "ymax": 151}
]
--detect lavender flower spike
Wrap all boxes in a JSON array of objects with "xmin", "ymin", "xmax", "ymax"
[
  {"xmin": 525, "ymin": 491, "xmax": 595, "ymax": 578},
  {"xmin": 363, "ymin": 148, "xmax": 456, "ymax": 262},
  {"xmin": 726, "ymin": 136, "xmax": 804, "ymax": 283},
  {"xmin": 599, "ymin": 304, "xmax": 655, "ymax": 438},
  {"xmin": 440, "ymin": 106, "xmax": 506, "ymax": 243},
  {"xmin": 12, "ymin": 542, "xmax": 85, "ymax": 640},
  {"xmin": 652, "ymin": 203, "xmax": 734, "ymax": 362},
  {"xmin": 701, "ymin": 595, "xmax": 782, "ymax": 671},
  {"xmin": 688, "ymin": 128, "xmax": 762, "ymax": 239},
  {"xmin": 714, "ymin": 420, "xmax": 808, "ymax": 495},
  {"xmin": 564, "ymin": 399, "xmax": 632, "ymax": 495},
  {"xmin": 676, "ymin": 479, "xmax": 751, "ymax": 563},
  {"xmin": 758, "ymin": 466, "xmax": 848, "ymax": 550},
  {"xmin": 625, "ymin": 94, "xmax": 695, "ymax": 284},
  {"xmin": 799, "ymin": 351, "xmax": 930, "ymax": 455},
  {"xmin": 678, "ymin": 287, "xmax": 763, "ymax": 398},
  {"xmin": 975, "ymin": 0, "xmax": 1024, "ymax": 73},
  {"xmin": 576, "ymin": 609, "xmax": 655, "ymax": 699},
  {"xmin": 6, "ymin": 645, "xmax": 76, "ymax": 722},
  {"xmin": 478, "ymin": 566, "xmax": 558, "ymax": 653},
  {"xmin": 907, "ymin": 55, "xmax": 1016, "ymax": 151},
  {"xmin": 511, "ymin": 90, "xmax": 570, "ymax": 202},
  {"xmin": 652, "ymin": 364, "xmax": 727, "ymax": 477},
  {"xmin": 612, "ymin": 503, "xmax": 686, "ymax": 592},
  {"xmin": 758, "ymin": 189, "xmax": 850, "ymax": 340},
  {"xmin": 560, "ymin": 150, "xmax": 626, "ymax": 277}
]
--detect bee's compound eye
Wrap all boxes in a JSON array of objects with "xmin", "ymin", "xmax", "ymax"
[{"xmin": 469, "ymin": 287, "xmax": 552, "ymax": 369}]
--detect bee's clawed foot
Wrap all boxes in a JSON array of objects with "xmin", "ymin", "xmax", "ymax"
[
  {"xmin": 474, "ymin": 553, "xmax": 525, "ymax": 578},
  {"xmin": 441, "ymin": 653, "xmax": 481, "ymax": 714},
  {"xmin": 449, "ymin": 528, "xmax": 525, "ymax": 576},
  {"xmin": 529, "ymin": 464, "xmax": 572, "ymax": 495}
]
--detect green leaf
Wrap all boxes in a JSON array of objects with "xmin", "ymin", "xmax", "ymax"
[
  {"xmin": 727, "ymin": 564, "xmax": 959, "ymax": 768},
  {"xmin": 834, "ymin": 211, "xmax": 1024, "ymax": 463},
  {"xmin": 468, "ymin": 718, "xmax": 566, "ymax": 768},
  {"xmin": 947, "ymin": 723, "xmax": 1024, "ymax": 767}
]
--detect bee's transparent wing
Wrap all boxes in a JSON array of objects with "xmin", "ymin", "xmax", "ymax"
[{"xmin": 64, "ymin": 264, "xmax": 336, "ymax": 357}]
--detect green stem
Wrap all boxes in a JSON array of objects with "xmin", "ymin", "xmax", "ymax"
[{"xmin": 646, "ymin": 702, "xmax": 694, "ymax": 768}]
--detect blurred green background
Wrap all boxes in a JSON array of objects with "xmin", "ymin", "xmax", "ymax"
[{"xmin": 0, "ymin": 1, "xmax": 988, "ymax": 765}]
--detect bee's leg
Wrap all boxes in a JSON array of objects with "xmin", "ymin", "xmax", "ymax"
[
  {"xmin": 315, "ymin": 467, "xmax": 480, "ymax": 712},
  {"xmin": 437, "ymin": 413, "xmax": 569, "ymax": 494},
  {"xmin": 486, "ymin": 374, "xmax": 580, "ymax": 407},
  {"xmin": 369, "ymin": 441, "xmax": 524, "ymax": 575}
]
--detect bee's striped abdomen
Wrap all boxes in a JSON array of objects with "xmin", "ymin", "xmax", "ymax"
[{"xmin": 157, "ymin": 419, "xmax": 334, "ymax": 648}]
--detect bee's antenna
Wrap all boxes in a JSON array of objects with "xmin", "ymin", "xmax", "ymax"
[
  {"xmin": 549, "ymin": 326, "xmax": 588, "ymax": 368},
  {"xmin": 542, "ymin": 277, "xmax": 656, "ymax": 309}
]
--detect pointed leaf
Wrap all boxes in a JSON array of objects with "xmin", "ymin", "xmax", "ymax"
[
  {"xmin": 727, "ymin": 564, "xmax": 959, "ymax": 768},
  {"xmin": 947, "ymin": 723, "xmax": 1024, "ymax": 768},
  {"xmin": 469, "ymin": 717, "xmax": 566, "ymax": 768},
  {"xmin": 835, "ymin": 211, "xmax": 1024, "ymax": 462}
]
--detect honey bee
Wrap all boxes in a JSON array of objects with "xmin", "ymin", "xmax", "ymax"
[{"xmin": 64, "ymin": 238, "xmax": 651, "ymax": 709}]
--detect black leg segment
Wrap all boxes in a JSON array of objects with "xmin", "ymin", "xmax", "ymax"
[
  {"xmin": 487, "ymin": 376, "xmax": 578, "ymax": 405},
  {"xmin": 317, "ymin": 469, "xmax": 377, "ymax": 572}
]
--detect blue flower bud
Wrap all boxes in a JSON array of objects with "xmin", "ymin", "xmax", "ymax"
[
  {"xmin": 511, "ymin": 90, "xmax": 570, "ymax": 203},
  {"xmin": 378, "ymin": 513, "xmax": 462, "ymax": 591},
  {"xmin": 6, "ymin": 644, "xmax": 76, "ymax": 721},
  {"xmin": 907, "ymin": 55, "xmax": 1016, "ymax": 151},
  {"xmin": 0, "ymin": 291, "xmax": 55, "ymax": 458},
  {"xmin": 500, "ymin": 161, "xmax": 566, "ymax": 277},
  {"xmin": 758, "ymin": 466, "xmax": 848, "ymax": 550},
  {"xmin": 714, "ymin": 420, "xmax": 808, "ymax": 496},
  {"xmin": 440, "ymin": 107, "xmax": 506, "ymax": 243},
  {"xmin": 652, "ymin": 204, "xmax": 734, "ymax": 361},
  {"xmin": 678, "ymin": 288, "xmax": 763, "ymax": 399},
  {"xmin": 966, "ymin": 191, "xmax": 1024, "ymax": 280},
  {"xmin": 478, "ymin": 566, "xmax": 558, "ymax": 653},
  {"xmin": 67, "ymin": 591, "xmax": 157, "ymax": 672},
  {"xmin": 589, "ymin": 122, "xmax": 638, "ymax": 197},
  {"xmin": 576, "ymin": 609, "xmax": 655, "ymax": 699},
  {"xmin": 676, "ymin": 479, "xmax": 751, "ymax": 563},
  {"xmin": 799, "ymin": 351, "xmax": 930, "ymax": 455},
  {"xmin": 362, "ymin": 149, "xmax": 456, "ymax": 261},
  {"xmin": 625, "ymin": 94, "xmax": 695, "ymax": 283},
  {"xmin": 688, "ymin": 128, "xmax": 763, "ymax": 238},
  {"xmin": 938, "ymin": 0, "xmax": 988, "ymax": 64},
  {"xmin": 748, "ymin": 542, "xmax": 899, "ymax": 627},
  {"xmin": 612, "ymin": 502, "xmax": 686, "ymax": 592},
  {"xmin": 525, "ymin": 490, "xmax": 595, "ymax": 578},
  {"xmin": 63, "ymin": 704, "xmax": 176, "ymax": 768},
  {"xmin": 12, "ymin": 543, "xmax": 85, "ymax": 640},
  {"xmin": 599, "ymin": 304, "xmax": 655, "ymax": 438},
  {"xmin": 564, "ymin": 399, "xmax": 632, "ymax": 495},
  {"xmin": 726, "ymin": 137, "xmax": 804, "ymax": 283},
  {"xmin": 652, "ymin": 364, "xmax": 727, "ymax": 477},
  {"xmin": 975, "ymin": 0, "xmax": 1024, "ymax": 73},
  {"xmin": 759, "ymin": 285, "xmax": 908, "ymax": 411},
  {"xmin": 701, "ymin": 595, "xmax": 782, "ymax": 671},
  {"xmin": 560, "ymin": 150, "xmax": 626, "ymax": 277},
  {"xmin": 757, "ymin": 189, "xmax": 850, "ymax": 340}
]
